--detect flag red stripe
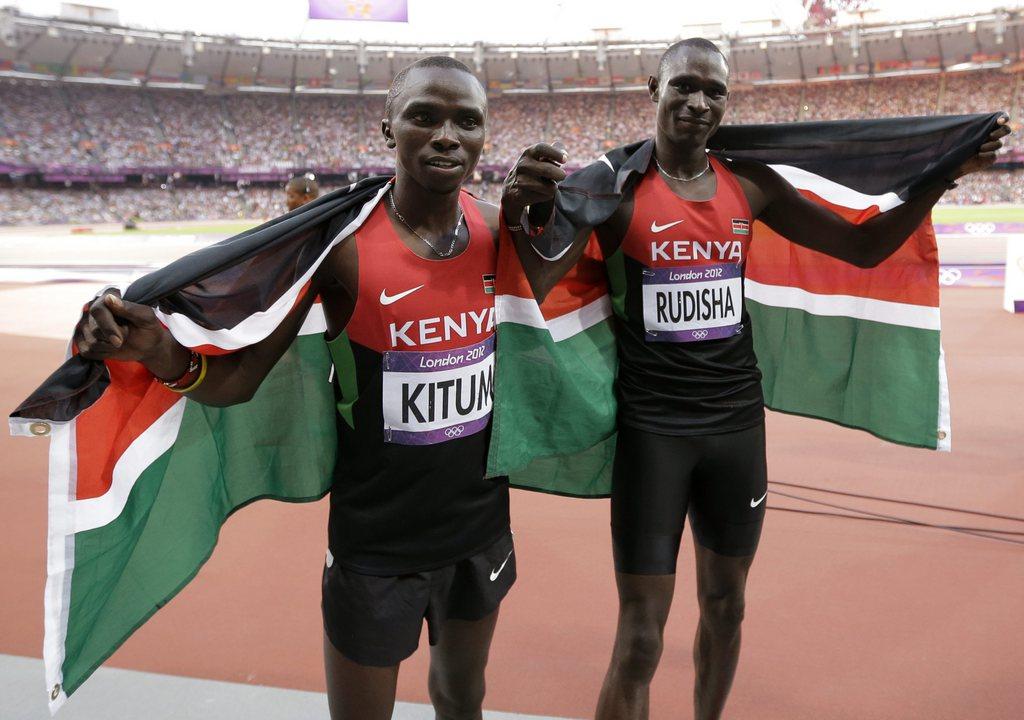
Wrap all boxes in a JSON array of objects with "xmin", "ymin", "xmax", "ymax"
[
  {"xmin": 746, "ymin": 191, "xmax": 939, "ymax": 308},
  {"xmin": 74, "ymin": 363, "xmax": 179, "ymax": 501}
]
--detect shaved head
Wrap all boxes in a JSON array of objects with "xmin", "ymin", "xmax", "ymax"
[
  {"xmin": 384, "ymin": 56, "xmax": 482, "ymax": 119},
  {"xmin": 658, "ymin": 38, "xmax": 729, "ymax": 81}
]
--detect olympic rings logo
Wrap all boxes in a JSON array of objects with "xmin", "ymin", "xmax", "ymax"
[
  {"xmin": 445, "ymin": 425, "xmax": 466, "ymax": 438},
  {"xmin": 939, "ymin": 268, "xmax": 963, "ymax": 286},
  {"xmin": 691, "ymin": 329, "xmax": 710, "ymax": 340},
  {"xmin": 964, "ymin": 222, "xmax": 996, "ymax": 236}
]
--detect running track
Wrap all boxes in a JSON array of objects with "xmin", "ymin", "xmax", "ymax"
[{"xmin": 2, "ymin": 286, "xmax": 1022, "ymax": 719}]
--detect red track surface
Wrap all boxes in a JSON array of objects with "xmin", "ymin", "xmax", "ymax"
[{"xmin": 3, "ymin": 288, "xmax": 1022, "ymax": 719}]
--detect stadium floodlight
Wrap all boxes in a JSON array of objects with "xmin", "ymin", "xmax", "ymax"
[
  {"xmin": 994, "ymin": 12, "xmax": 1006, "ymax": 45},
  {"xmin": 0, "ymin": 8, "xmax": 15, "ymax": 47},
  {"xmin": 967, "ymin": 21, "xmax": 977, "ymax": 34},
  {"xmin": 325, "ymin": 48, "xmax": 333, "ymax": 59},
  {"xmin": 850, "ymin": 26, "xmax": 860, "ymax": 59},
  {"xmin": 825, "ymin": 34, "xmax": 834, "ymax": 46},
  {"xmin": 182, "ymin": 32, "xmax": 194, "ymax": 67},
  {"xmin": 893, "ymin": 29, "xmax": 902, "ymax": 39},
  {"xmin": 473, "ymin": 41, "xmax": 484, "ymax": 73},
  {"xmin": 357, "ymin": 41, "xmax": 367, "ymax": 74}
]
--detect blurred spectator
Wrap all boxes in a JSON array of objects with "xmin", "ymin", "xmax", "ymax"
[{"xmin": 2, "ymin": 69, "xmax": 1023, "ymax": 225}]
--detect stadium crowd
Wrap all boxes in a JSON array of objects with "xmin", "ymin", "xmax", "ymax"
[{"xmin": 0, "ymin": 68, "xmax": 1021, "ymax": 225}]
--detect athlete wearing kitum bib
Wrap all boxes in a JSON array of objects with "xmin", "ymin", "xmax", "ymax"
[
  {"xmin": 74, "ymin": 56, "xmax": 514, "ymax": 720},
  {"xmin": 502, "ymin": 37, "xmax": 1008, "ymax": 720}
]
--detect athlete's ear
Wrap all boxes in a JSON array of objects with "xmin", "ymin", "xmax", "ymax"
[
  {"xmin": 647, "ymin": 75, "xmax": 659, "ymax": 102},
  {"xmin": 381, "ymin": 118, "xmax": 396, "ymax": 149}
]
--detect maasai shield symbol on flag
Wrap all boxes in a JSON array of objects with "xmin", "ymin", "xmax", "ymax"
[{"xmin": 308, "ymin": 0, "xmax": 409, "ymax": 22}]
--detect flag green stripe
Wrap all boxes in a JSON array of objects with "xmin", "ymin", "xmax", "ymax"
[
  {"xmin": 747, "ymin": 300, "xmax": 940, "ymax": 449},
  {"xmin": 488, "ymin": 318, "xmax": 617, "ymax": 492},
  {"xmin": 62, "ymin": 334, "xmax": 337, "ymax": 696}
]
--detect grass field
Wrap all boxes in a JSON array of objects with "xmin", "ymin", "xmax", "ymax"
[
  {"xmin": 128, "ymin": 221, "xmax": 258, "ymax": 235},
  {"xmin": 932, "ymin": 205, "xmax": 1024, "ymax": 223}
]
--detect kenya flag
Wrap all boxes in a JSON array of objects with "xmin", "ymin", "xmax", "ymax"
[
  {"xmin": 487, "ymin": 113, "xmax": 1002, "ymax": 492},
  {"xmin": 10, "ymin": 177, "xmax": 391, "ymax": 712}
]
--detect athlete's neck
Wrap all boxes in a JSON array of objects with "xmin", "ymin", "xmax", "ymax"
[
  {"xmin": 390, "ymin": 174, "xmax": 462, "ymax": 236},
  {"xmin": 653, "ymin": 136, "xmax": 710, "ymax": 179}
]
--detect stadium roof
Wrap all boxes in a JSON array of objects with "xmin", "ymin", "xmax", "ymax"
[{"xmin": 1, "ymin": 6, "xmax": 1022, "ymax": 93}]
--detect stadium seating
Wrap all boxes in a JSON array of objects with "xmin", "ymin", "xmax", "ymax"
[{"xmin": 0, "ymin": 69, "xmax": 1020, "ymax": 224}]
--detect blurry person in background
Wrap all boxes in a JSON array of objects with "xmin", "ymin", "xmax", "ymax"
[{"xmin": 286, "ymin": 172, "xmax": 320, "ymax": 211}]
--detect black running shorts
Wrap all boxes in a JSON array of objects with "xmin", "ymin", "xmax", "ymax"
[
  {"xmin": 611, "ymin": 423, "xmax": 767, "ymax": 574},
  {"xmin": 322, "ymin": 530, "xmax": 515, "ymax": 667}
]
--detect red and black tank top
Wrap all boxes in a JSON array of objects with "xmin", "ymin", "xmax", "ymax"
[
  {"xmin": 605, "ymin": 155, "xmax": 764, "ymax": 435},
  {"xmin": 326, "ymin": 190, "xmax": 508, "ymax": 575}
]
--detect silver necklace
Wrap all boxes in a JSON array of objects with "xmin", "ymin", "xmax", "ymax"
[
  {"xmin": 655, "ymin": 157, "xmax": 712, "ymax": 183},
  {"xmin": 388, "ymin": 188, "xmax": 464, "ymax": 258}
]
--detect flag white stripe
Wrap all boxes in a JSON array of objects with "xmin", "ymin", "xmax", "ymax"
[
  {"xmin": 496, "ymin": 294, "xmax": 612, "ymax": 342},
  {"xmin": 43, "ymin": 419, "xmax": 73, "ymax": 714},
  {"xmin": 745, "ymin": 279, "xmax": 940, "ymax": 330},
  {"xmin": 768, "ymin": 164, "xmax": 904, "ymax": 212},
  {"xmin": 154, "ymin": 184, "xmax": 388, "ymax": 350},
  {"xmin": 68, "ymin": 399, "xmax": 187, "ymax": 534},
  {"xmin": 937, "ymin": 346, "xmax": 952, "ymax": 452}
]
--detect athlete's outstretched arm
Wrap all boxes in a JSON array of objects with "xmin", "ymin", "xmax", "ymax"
[
  {"xmin": 74, "ymin": 267, "xmax": 329, "ymax": 407},
  {"xmin": 735, "ymin": 116, "xmax": 1011, "ymax": 269},
  {"xmin": 501, "ymin": 143, "xmax": 595, "ymax": 303}
]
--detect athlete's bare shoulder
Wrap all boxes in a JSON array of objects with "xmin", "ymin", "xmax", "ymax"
[
  {"xmin": 715, "ymin": 155, "xmax": 778, "ymax": 217},
  {"xmin": 471, "ymin": 196, "xmax": 500, "ymax": 243}
]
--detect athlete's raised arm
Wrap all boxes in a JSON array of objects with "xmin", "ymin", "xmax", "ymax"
[
  {"xmin": 74, "ymin": 260, "xmax": 336, "ymax": 407},
  {"xmin": 501, "ymin": 142, "xmax": 594, "ymax": 302},
  {"xmin": 732, "ymin": 115, "xmax": 1011, "ymax": 269}
]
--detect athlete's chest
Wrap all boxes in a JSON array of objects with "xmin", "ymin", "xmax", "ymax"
[
  {"xmin": 619, "ymin": 165, "xmax": 752, "ymax": 344},
  {"xmin": 621, "ymin": 170, "xmax": 752, "ymax": 268},
  {"xmin": 348, "ymin": 206, "xmax": 497, "ymax": 353}
]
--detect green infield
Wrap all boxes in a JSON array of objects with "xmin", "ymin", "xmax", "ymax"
[
  {"xmin": 933, "ymin": 205, "xmax": 1024, "ymax": 223},
  {"xmin": 124, "ymin": 221, "xmax": 259, "ymax": 235}
]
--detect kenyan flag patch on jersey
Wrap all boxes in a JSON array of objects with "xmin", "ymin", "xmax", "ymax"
[
  {"xmin": 482, "ymin": 274, "xmax": 496, "ymax": 294},
  {"xmin": 732, "ymin": 218, "xmax": 750, "ymax": 235}
]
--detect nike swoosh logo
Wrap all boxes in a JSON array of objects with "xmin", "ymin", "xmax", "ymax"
[
  {"xmin": 650, "ymin": 219, "xmax": 684, "ymax": 233},
  {"xmin": 489, "ymin": 549, "xmax": 514, "ymax": 582},
  {"xmin": 750, "ymin": 492, "xmax": 767, "ymax": 508},
  {"xmin": 379, "ymin": 285, "xmax": 424, "ymax": 305}
]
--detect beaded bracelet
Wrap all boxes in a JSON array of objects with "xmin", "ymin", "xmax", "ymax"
[{"xmin": 161, "ymin": 350, "xmax": 207, "ymax": 393}]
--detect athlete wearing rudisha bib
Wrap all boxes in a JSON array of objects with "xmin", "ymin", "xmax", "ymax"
[
  {"xmin": 605, "ymin": 156, "xmax": 766, "ymax": 571},
  {"xmin": 502, "ymin": 36, "xmax": 1007, "ymax": 720}
]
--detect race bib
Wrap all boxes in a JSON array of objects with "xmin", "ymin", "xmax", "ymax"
[
  {"xmin": 382, "ymin": 336, "xmax": 494, "ymax": 445},
  {"xmin": 642, "ymin": 263, "xmax": 743, "ymax": 342}
]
